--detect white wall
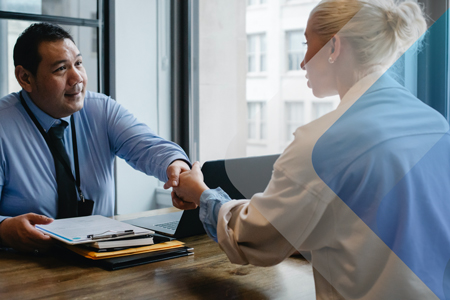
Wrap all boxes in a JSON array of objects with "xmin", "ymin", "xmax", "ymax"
[
  {"xmin": 198, "ymin": 0, "xmax": 247, "ymax": 162},
  {"xmin": 115, "ymin": 0, "xmax": 162, "ymax": 214}
]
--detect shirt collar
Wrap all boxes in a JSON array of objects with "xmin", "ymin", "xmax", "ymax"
[{"xmin": 21, "ymin": 90, "xmax": 71, "ymax": 132}]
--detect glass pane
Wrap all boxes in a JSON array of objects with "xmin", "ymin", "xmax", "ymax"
[
  {"xmin": 0, "ymin": 0, "xmax": 98, "ymax": 19},
  {"xmin": 260, "ymin": 102, "xmax": 266, "ymax": 120},
  {"xmin": 0, "ymin": 20, "xmax": 98, "ymax": 98},
  {"xmin": 288, "ymin": 31, "xmax": 302, "ymax": 51},
  {"xmin": 248, "ymin": 102, "xmax": 257, "ymax": 119},
  {"xmin": 260, "ymin": 122, "xmax": 266, "ymax": 139},
  {"xmin": 293, "ymin": 103, "xmax": 303, "ymax": 120},
  {"xmin": 287, "ymin": 103, "xmax": 294, "ymax": 121},
  {"xmin": 288, "ymin": 53, "xmax": 301, "ymax": 71},
  {"xmin": 286, "ymin": 102, "xmax": 303, "ymax": 141},
  {"xmin": 42, "ymin": 0, "xmax": 97, "ymax": 19},
  {"xmin": 286, "ymin": 102, "xmax": 303, "ymax": 122},
  {"xmin": 0, "ymin": 20, "xmax": 33, "ymax": 96},
  {"xmin": 260, "ymin": 54, "xmax": 266, "ymax": 71},
  {"xmin": 313, "ymin": 102, "xmax": 334, "ymax": 119},
  {"xmin": 0, "ymin": 0, "xmax": 40, "ymax": 14},
  {"xmin": 198, "ymin": 0, "xmax": 337, "ymax": 161},
  {"xmin": 247, "ymin": 35, "xmax": 256, "ymax": 53},
  {"xmin": 248, "ymin": 55, "xmax": 256, "ymax": 72},
  {"xmin": 260, "ymin": 34, "xmax": 266, "ymax": 53},
  {"xmin": 287, "ymin": 123, "xmax": 299, "ymax": 141},
  {"xmin": 248, "ymin": 122, "xmax": 256, "ymax": 139}
]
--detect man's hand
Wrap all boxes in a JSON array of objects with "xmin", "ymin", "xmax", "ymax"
[
  {"xmin": 172, "ymin": 161, "xmax": 209, "ymax": 210},
  {"xmin": 164, "ymin": 160, "xmax": 191, "ymax": 189},
  {"xmin": 0, "ymin": 213, "xmax": 54, "ymax": 252}
]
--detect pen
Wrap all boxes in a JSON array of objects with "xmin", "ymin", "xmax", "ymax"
[{"xmin": 87, "ymin": 230, "xmax": 135, "ymax": 240}]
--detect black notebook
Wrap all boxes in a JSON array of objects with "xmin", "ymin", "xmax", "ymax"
[{"xmin": 96, "ymin": 247, "xmax": 193, "ymax": 270}]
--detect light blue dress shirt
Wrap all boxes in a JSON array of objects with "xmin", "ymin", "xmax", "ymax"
[
  {"xmin": 199, "ymin": 187, "xmax": 231, "ymax": 242},
  {"xmin": 0, "ymin": 90, "xmax": 189, "ymax": 222}
]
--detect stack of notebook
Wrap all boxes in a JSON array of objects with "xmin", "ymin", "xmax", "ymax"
[{"xmin": 36, "ymin": 215, "xmax": 193, "ymax": 270}]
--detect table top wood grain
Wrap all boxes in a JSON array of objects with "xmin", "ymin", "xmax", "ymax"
[{"xmin": 0, "ymin": 209, "xmax": 315, "ymax": 299}]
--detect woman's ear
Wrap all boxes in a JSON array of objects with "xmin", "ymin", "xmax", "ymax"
[
  {"xmin": 15, "ymin": 66, "xmax": 34, "ymax": 93},
  {"xmin": 329, "ymin": 35, "xmax": 342, "ymax": 63}
]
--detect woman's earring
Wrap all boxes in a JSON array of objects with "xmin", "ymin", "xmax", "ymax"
[{"xmin": 328, "ymin": 57, "xmax": 334, "ymax": 64}]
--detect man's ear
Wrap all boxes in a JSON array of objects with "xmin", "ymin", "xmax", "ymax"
[
  {"xmin": 15, "ymin": 66, "xmax": 34, "ymax": 93},
  {"xmin": 329, "ymin": 35, "xmax": 342, "ymax": 63}
]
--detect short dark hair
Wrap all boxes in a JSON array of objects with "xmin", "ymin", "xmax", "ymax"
[{"xmin": 13, "ymin": 22, "xmax": 75, "ymax": 76}]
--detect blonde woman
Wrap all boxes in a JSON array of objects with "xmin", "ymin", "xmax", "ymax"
[{"xmin": 173, "ymin": 1, "xmax": 450, "ymax": 299}]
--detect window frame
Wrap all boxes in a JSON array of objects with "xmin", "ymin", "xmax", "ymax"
[
  {"xmin": 286, "ymin": 29, "xmax": 305, "ymax": 72},
  {"xmin": 247, "ymin": 101, "xmax": 267, "ymax": 142},
  {"xmin": 247, "ymin": 0, "xmax": 268, "ymax": 7},
  {"xmin": 312, "ymin": 101, "xmax": 334, "ymax": 120},
  {"xmin": 186, "ymin": 0, "xmax": 450, "ymax": 163},
  {"xmin": 0, "ymin": 0, "xmax": 109, "ymax": 95},
  {"xmin": 285, "ymin": 101, "xmax": 304, "ymax": 142},
  {"xmin": 247, "ymin": 33, "xmax": 267, "ymax": 74},
  {"xmin": 416, "ymin": 0, "xmax": 450, "ymax": 121}
]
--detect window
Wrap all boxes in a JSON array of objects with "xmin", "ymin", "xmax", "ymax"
[
  {"xmin": 115, "ymin": 0, "xmax": 173, "ymax": 212},
  {"xmin": 0, "ymin": 0, "xmax": 99, "ymax": 98},
  {"xmin": 0, "ymin": 0, "xmax": 97, "ymax": 19},
  {"xmin": 197, "ymin": 0, "xmax": 323, "ymax": 161},
  {"xmin": 248, "ymin": 0, "xmax": 267, "ymax": 6},
  {"xmin": 416, "ymin": 0, "xmax": 449, "ymax": 120},
  {"xmin": 247, "ymin": 34, "xmax": 266, "ymax": 73},
  {"xmin": 195, "ymin": 0, "xmax": 448, "ymax": 165},
  {"xmin": 248, "ymin": 101, "xmax": 267, "ymax": 141},
  {"xmin": 312, "ymin": 102, "xmax": 334, "ymax": 119},
  {"xmin": 285, "ymin": 102, "xmax": 304, "ymax": 141},
  {"xmin": 286, "ymin": 30, "xmax": 306, "ymax": 71}
]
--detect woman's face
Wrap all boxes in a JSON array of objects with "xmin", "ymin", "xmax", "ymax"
[{"xmin": 301, "ymin": 15, "xmax": 337, "ymax": 98}]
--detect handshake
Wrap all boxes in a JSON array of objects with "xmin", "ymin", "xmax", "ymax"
[
  {"xmin": 164, "ymin": 161, "xmax": 209, "ymax": 210},
  {"xmin": 0, "ymin": 160, "xmax": 207, "ymax": 254}
]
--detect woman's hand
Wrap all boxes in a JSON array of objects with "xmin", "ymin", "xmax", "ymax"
[{"xmin": 172, "ymin": 162, "xmax": 209, "ymax": 210}]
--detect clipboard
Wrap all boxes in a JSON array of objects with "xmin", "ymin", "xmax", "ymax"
[{"xmin": 36, "ymin": 215, "xmax": 154, "ymax": 245}]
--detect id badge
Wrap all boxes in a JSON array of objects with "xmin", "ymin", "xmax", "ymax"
[{"xmin": 78, "ymin": 199, "xmax": 94, "ymax": 216}]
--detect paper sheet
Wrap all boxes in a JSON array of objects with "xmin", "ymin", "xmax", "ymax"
[{"xmin": 36, "ymin": 215, "xmax": 154, "ymax": 245}]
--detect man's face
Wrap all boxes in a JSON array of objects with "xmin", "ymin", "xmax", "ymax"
[{"xmin": 28, "ymin": 38, "xmax": 88, "ymax": 119}]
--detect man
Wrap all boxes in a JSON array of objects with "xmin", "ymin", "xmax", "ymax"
[{"xmin": 0, "ymin": 23, "xmax": 190, "ymax": 252}]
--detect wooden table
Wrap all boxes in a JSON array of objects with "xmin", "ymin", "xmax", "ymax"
[{"xmin": 0, "ymin": 208, "xmax": 315, "ymax": 299}]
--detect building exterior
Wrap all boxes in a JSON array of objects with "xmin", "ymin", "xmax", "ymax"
[{"xmin": 246, "ymin": 0, "xmax": 340, "ymax": 156}]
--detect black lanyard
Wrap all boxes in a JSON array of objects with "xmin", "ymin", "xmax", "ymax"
[{"xmin": 19, "ymin": 92, "xmax": 86, "ymax": 202}]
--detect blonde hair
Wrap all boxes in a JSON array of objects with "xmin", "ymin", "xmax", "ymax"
[{"xmin": 310, "ymin": 0, "xmax": 427, "ymax": 72}]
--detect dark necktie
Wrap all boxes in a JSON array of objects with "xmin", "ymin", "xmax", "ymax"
[{"xmin": 48, "ymin": 121, "xmax": 78, "ymax": 218}]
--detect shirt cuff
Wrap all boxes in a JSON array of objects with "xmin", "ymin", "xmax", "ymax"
[
  {"xmin": 170, "ymin": 159, "xmax": 192, "ymax": 169},
  {"xmin": 160, "ymin": 155, "xmax": 191, "ymax": 182},
  {"xmin": 199, "ymin": 187, "xmax": 232, "ymax": 242}
]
